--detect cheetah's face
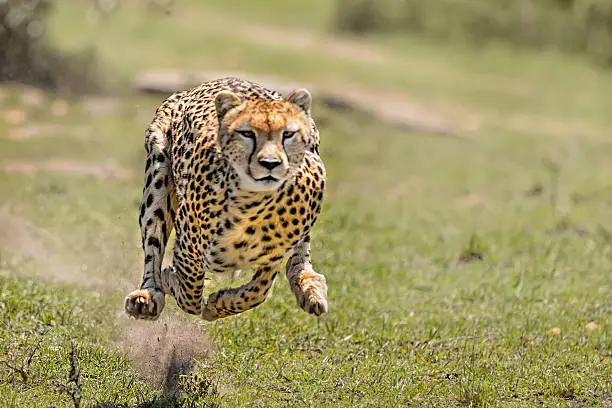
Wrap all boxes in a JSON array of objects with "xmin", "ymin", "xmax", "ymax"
[{"xmin": 216, "ymin": 89, "xmax": 312, "ymax": 192}]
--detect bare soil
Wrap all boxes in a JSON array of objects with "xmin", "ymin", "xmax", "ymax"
[{"xmin": 0, "ymin": 159, "xmax": 133, "ymax": 180}]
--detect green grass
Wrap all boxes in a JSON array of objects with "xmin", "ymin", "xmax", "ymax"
[
  {"xmin": 0, "ymin": 0, "xmax": 610, "ymax": 406},
  {"xmin": 0, "ymin": 271, "xmax": 151, "ymax": 406}
]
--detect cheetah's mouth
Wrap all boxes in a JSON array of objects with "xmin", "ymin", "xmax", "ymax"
[{"xmin": 257, "ymin": 176, "xmax": 279, "ymax": 183}]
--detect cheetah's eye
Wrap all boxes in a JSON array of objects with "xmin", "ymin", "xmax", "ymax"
[
  {"xmin": 283, "ymin": 130, "xmax": 297, "ymax": 140},
  {"xmin": 237, "ymin": 130, "xmax": 256, "ymax": 140}
]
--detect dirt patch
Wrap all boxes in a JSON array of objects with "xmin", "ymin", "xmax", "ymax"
[
  {"xmin": 118, "ymin": 315, "xmax": 211, "ymax": 393},
  {"xmin": 0, "ymin": 159, "xmax": 133, "ymax": 180},
  {"xmin": 3, "ymin": 124, "xmax": 93, "ymax": 140},
  {"xmin": 0, "ymin": 206, "xmax": 107, "ymax": 287},
  {"xmin": 326, "ymin": 83, "xmax": 463, "ymax": 136}
]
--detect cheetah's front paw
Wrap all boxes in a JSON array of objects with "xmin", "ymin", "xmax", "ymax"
[
  {"xmin": 200, "ymin": 291, "xmax": 222, "ymax": 322},
  {"xmin": 124, "ymin": 288, "xmax": 165, "ymax": 320},
  {"xmin": 293, "ymin": 271, "xmax": 328, "ymax": 316}
]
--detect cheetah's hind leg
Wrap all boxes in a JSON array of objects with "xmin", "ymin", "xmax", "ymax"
[
  {"xmin": 125, "ymin": 107, "xmax": 176, "ymax": 321},
  {"xmin": 201, "ymin": 265, "xmax": 280, "ymax": 321}
]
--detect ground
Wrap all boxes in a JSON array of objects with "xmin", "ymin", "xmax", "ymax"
[{"xmin": 0, "ymin": 0, "xmax": 610, "ymax": 406}]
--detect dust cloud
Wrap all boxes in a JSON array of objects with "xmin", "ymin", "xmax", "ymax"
[
  {"xmin": 0, "ymin": 205, "xmax": 106, "ymax": 287},
  {"xmin": 118, "ymin": 316, "xmax": 211, "ymax": 393}
]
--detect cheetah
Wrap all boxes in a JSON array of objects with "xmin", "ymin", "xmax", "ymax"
[{"xmin": 124, "ymin": 77, "xmax": 328, "ymax": 321}]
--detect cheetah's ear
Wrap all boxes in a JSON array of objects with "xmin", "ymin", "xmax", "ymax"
[
  {"xmin": 286, "ymin": 88, "xmax": 312, "ymax": 115},
  {"xmin": 215, "ymin": 91, "xmax": 242, "ymax": 119}
]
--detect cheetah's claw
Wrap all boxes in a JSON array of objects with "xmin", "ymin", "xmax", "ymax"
[{"xmin": 124, "ymin": 289, "xmax": 165, "ymax": 320}]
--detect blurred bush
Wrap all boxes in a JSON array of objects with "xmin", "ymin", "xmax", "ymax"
[
  {"xmin": 335, "ymin": 0, "xmax": 612, "ymax": 65},
  {"xmin": 0, "ymin": 0, "xmax": 97, "ymax": 93}
]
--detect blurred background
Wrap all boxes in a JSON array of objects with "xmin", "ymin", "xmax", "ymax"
[{"xmin": 0, "ymin": 0, "xmax": 610, "ymax": 406}]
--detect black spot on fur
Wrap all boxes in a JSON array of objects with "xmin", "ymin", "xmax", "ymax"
[
  {"xmin": 234, "ymin": 241, "xmax": 247, "ymax": 249},
  {"xmin": 154, "ymin": 208, "xmax": 164, "ymax": 221},
  {"xmin": 148, "ymin": 236, "xmax": 161, "ymax": 249}
]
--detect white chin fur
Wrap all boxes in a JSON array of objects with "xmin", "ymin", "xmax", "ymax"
[
  {"xmin": 232, "ymin": 165, "xmax": 285, "ymax": 192},
  {"xmin": 240, "ymin": 177, "xmax": 284, "ymax": 192}
]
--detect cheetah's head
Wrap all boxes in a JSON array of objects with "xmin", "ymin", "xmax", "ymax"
[{"xmin": 215, "ymin": 89, "xmax": 312, "ymax": 192}]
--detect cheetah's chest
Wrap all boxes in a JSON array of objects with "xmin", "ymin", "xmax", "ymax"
[
  {"xmin": 209, "ymin": 219, "xmax": 289, "ymax": 272},
  {"xmin": 204, "ymin": 193, "xmax": 319, "ymax": 272}
]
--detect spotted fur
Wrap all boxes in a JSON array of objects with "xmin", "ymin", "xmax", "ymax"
[{"xmin": 124, "ymin": 77, "xmax": 327, "ymax": 321}]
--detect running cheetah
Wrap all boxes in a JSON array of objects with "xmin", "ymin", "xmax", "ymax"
[{"xmin": 124, "ymin": 77, "xmax": 327, "ymax": 321}]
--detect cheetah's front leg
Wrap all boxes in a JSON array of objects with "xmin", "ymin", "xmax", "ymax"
[
  {"xmin": 286, "ymin": 235, "xmax": 328, "ymax": 316},
  {"xmin": 200, "ymin": 264, "xmax": 280, "ymax": 321}
]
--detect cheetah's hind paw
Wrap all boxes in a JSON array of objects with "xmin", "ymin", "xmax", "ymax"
[
  {"xmin": 294, "ymin": 272, "xmax": 328, "ymax": 316},
  {"xmin": 124, "ymin": 288, "xmax": 165, "ymax": 320}
]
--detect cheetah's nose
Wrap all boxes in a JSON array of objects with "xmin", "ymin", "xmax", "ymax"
[{"xmin": 258, "ymin": 157, "xmax": 282, "ymax": 170}]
